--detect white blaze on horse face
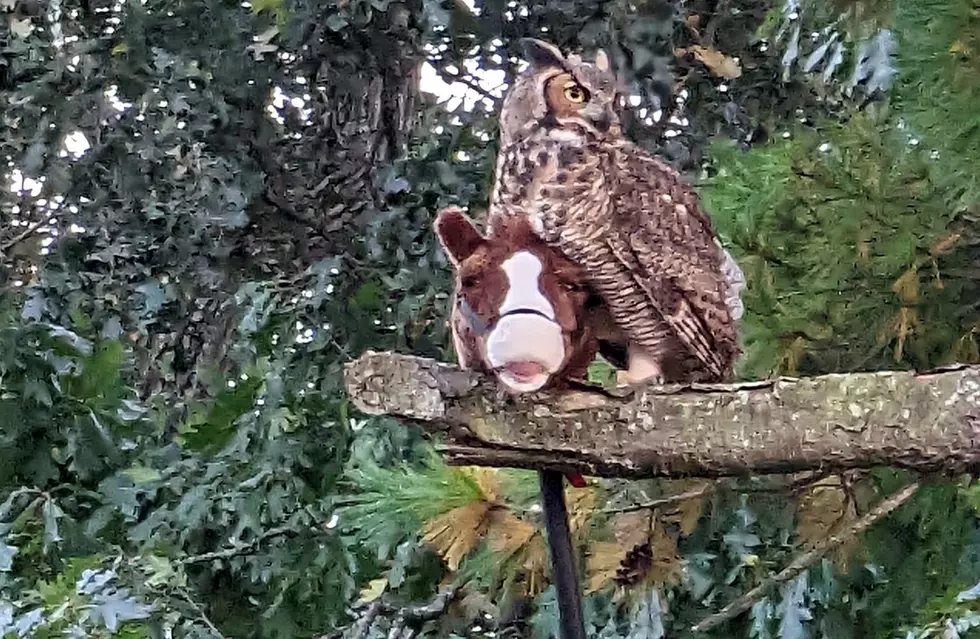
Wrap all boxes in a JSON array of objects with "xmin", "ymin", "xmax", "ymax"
[
  {"xmin": 485, "ymin": 250, "xmax": 565, "ymax": 393},
  {"xmin": 498, "ymin": 251, "xmax": 556, "ymax": 320}
]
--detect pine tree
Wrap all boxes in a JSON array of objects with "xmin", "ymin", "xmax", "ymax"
[{"xmin": 1, "ymin": 0, "xmax": 978, "ymax": 636}]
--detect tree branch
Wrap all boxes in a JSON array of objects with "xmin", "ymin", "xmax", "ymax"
[
  {"xmin": 436, "ymin": 66, "xmax": 501, "ymax": 105},
  {"xmin": 349, "ymin": 600, "xmax": 383, "ymax": 639},
  {"xmin": 334, "ymin": 583, "xmax": 461, "ymax": 639},
  {"xmin": 690, "ymin": 481, "xmax": 921, "ymax": 632},
  {"xmin": 402, "ymin": 583, "xmax": 460, "ymax": 620},
  {"xmin": 602, "ymin": 484, "xmax": 712, "ymax": 515},
  {"xmin": 180, "ymin": 525, "xmax": 297, "ymax": 565},
  {"xmin": 603, "ymin": 472, "xmax": 832, "ymax": 514},
  {"xmin": 176, "ymin": 586, "xmax": 227, "ymax": 638},
  {"xmin": 343, "ymin": 351, "xmax": 980, "ymax": 479},
  {"xmin": 0, "ymin": 219, "xmax": 47, "ymax": 255}
]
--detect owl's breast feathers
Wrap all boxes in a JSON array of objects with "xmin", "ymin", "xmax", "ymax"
[
  {"xmin": 489, "ymin": 127, "xmax": 740, "ymax": 380},
  {"xmin": 490, "ymin": 125, "xmax": 610, "ymax": 239}
]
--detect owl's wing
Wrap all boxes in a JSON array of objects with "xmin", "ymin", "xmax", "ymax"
[
  {"xmin": 628, "ymin": 155, "xmax": 747, "ymax": 324},
  {"xmin": 612, "ymin": 234, "xmax": 736, "ymax": 378},
  {"xmin": 607, "ymin": 149, "xmax": 740, "ymax": 377}
]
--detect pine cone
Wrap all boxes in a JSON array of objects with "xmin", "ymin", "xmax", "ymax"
[{"xmin": 614, "ymin": 542, "xmax": 653, "ymax": 586}]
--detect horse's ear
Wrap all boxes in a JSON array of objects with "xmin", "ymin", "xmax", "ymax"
[{"xmin": 434, "ymin": 207, "xmax": 485, "ymax": 267}]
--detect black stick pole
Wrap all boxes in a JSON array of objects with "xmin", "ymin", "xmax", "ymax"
[{"xmin": 538, "ymin": 469, "xmax": 587, "ymax": 639}]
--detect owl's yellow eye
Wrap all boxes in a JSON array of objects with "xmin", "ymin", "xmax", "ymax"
[{"xmin": 562, "ymin": 81, "xmax": 588, "ymax": 104}]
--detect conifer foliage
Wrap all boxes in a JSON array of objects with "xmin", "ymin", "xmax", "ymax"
[{"xmin": 1, "ymin": 0, "xmax": 978, "ymax": 636}]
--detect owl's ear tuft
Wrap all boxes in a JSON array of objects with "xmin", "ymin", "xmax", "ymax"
[
  {"xmin": 520, "ymin": 38, "xmax": 566, "ymax": 69},
  {"xmin": 594, "ymin": 49, "xmax": 610, "ymax": 72},
  {"xmin": 434, "ymin": 207, "xmax": 486, "ymax": 267}
]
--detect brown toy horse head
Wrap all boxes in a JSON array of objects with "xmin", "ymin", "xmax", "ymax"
[{"xmin": 434, "ymin": 206, "xmax": 605, "ymax": 394}]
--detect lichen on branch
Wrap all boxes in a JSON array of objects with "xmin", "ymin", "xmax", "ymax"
[{"xmin": 344, "ymin": 351, "xmax": 980, "ymax": 479}]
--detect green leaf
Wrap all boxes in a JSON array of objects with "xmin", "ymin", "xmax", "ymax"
[
  {"xmin": 957, "ymin": 581, "xmax": 980, "ymax": 602},
  {"xmin": 74, "ymin": 341, "xmax": 124, "ymax": 401},
  {"xmin": 178, "ymin": 374, "xmax": 262, "ymax": 451},
  {"xmin": 45, "ymin": 324, "xmax": 93, "ymax": 355},
  {"xmin": 41, "ymin": 500, "xmax": 64, "ymax": 551},
  {"xmin": 88, "ymin": 590, "xmax": 154, "ymax": 631},
  {"xmin": 250, "ymin": 0, "xmax": 283, "ymax": 16},
  {"xmin": 777, "ymin": 574, "xmax": 811, "ymax": 639},
  {"xmin": 101, "ymin": 316, "xmax": 123, "ymax": 340},
  {"xmin": 587, "ymin": 358, "xmax": 616, "ymax": 385},
  {"xmin": 750, "ymin": 598, "xmax": 775, "ymax": 639},
  {"xmin": 349, "ymin": 279, "xmax": 386, "ymax": 312},
  {"xmin": 325, "ymin": 12, "xmax": 348, "ymax": 30},
  {"xmin": 21, "ymin": 291, "xmax": 46, "ymax": 321},
  {"xmin": 23, "ymin": 378, "xmax": 52, "ymax": 407},
  {"xmin": 135, "ymin": 281, "xmax": 167, "ymax": 316},
  {"xmin": 0, "ymin": 542, "xmax": 18, "ymax": 572},
  {"xmin": 628, "ymin": 590, "xmax": 665, "ymax": 639},
  {"xmin": 144, "ymin": 555, "xmax": 185, "ymax": 588},
  {"xmin": 121, "ymin": 466, "xmax": 162, "ymax": 484},
  {"xmin": 10, "ymin": 17, "xmax": 34, "ymax": 39},
  {"xmin": 530, "ymin": 586, "xmax": 560, "ymax": 639}
]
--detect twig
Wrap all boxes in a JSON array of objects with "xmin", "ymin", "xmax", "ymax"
[
  {"xmin": 437, "ymin": 66, "xmax": 501, "ymax": 104},
  {"xmin": 403, "ymin": 583, "xmax": 460, "ymax": 620},
  {"xmin": 691, "ymin": 481, "xmax": 921, "ymax": 633},
  {"xmin": 262, "ymin": 184, "xmax": 318, "ymax": 229},
  {"xmin": 177, "ymin": 586, "xmax": 226, "ymax": 638},
  {"xmin": 347, "ymin": 599, "xmax": 384, "ymax": 639},
  {"xmin": 337, "ymin": 583, "xmax": 460, "ymax": 639},
  {"xmin": 737, "ymin": 471, "xmax": 836, "ymax": 496},
  {"xmin": 602, "ymin": 484, "xmax": 712, "ymax": 515},
  {"xmin": 330, "ymin": 337, "xmax": 354, "ymax": 362},
  {"xmin": 841, "ymin": 470, "xmax": 871, "ymax": 516},
  {"xmin": 181, "ymin": 525, "xmax": 296, "ymax": 565},
  {"xmin": 602, "ymin": 472, "xmax": 832, "ymax": 515},
  {"xmin": 386, "ymin": 616, "xmax": 407, "ymax": 639},
  {"xmin": 0, "ymin": 486, "xmax": 42, "ymax": 506},
  {"xmin": 1, "ymin": 219, "xmax": 47, "ymax": 255}
]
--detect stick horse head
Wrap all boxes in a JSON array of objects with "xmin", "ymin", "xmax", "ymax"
[{"xmin": 434, "ymin": 206, "xmax": 606, "ymax": 395}]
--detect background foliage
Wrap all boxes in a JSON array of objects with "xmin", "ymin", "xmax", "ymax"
[{"xmin": 1, "ymin": 0, "xmax": 978, "ymax": 636}]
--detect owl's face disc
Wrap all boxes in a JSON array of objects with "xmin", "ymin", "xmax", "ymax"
[{"xmin": 498, "ymin": 39, "xmax": 624, "ymax": 148}]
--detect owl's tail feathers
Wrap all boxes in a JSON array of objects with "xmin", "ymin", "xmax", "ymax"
[{"xmin": 566, "ymin": 473, "xmax": 587, "ymax": 488}]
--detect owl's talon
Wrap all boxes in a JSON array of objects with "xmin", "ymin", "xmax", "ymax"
[
  {"xmin": 615, "ymin": 369, "xmax": 665, "ymax": 388},
  {"xmin": 617, "ymin": 347, "xmax": 665, "ymax": 387}
]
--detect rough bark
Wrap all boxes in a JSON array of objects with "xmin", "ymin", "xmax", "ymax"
[
  {"xmin": 262, "ymin": 1, "xmax": 422, "ymax": 248},
  {"xmin": 343, "ymin": 350, "xmax": 980, "ymax": 479}
]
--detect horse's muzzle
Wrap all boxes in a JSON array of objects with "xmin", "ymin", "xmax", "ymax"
[{"xmin": 485, "ymin": 311, "xmax": 566, "ymax": 393}]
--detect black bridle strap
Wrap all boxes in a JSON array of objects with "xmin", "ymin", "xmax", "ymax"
[{"xmin": 459, "ymin": 299, "xmax": 556, "ymax": 339}]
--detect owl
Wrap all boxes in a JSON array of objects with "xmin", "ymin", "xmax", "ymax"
[{"xmin": 487, "ymin": 38, "xmax": 745, "ymax": 385}]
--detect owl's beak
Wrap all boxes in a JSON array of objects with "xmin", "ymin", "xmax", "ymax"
[{"xmin": 594, "ymin": 113, "xmax": 612, "ymax": 133}]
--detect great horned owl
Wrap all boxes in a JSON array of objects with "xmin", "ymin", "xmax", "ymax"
[{"xmin": 488, "ymin": 38, "xmax": 745, "ymax": 385}]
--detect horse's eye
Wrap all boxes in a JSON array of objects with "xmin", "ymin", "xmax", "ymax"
[
  {"xmin": 562, "ymin": 281, "xmax": 584, "ymax": 293},
  {"xmin": 461, "ymin": 275, "xmax": 480, "ymax": 288}
]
